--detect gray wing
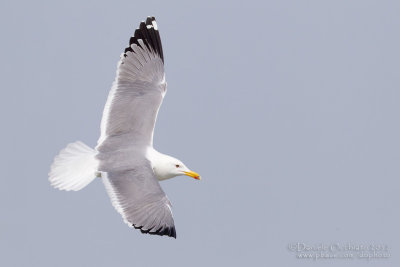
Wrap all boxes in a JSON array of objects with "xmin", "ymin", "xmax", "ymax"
[
  {"xmin": 102, "ymin": 158, "xmax": 176, "ymax": 238},
  {"xmin": 97, "ymin": 17, "xmax": 166, "ymax": 151}
]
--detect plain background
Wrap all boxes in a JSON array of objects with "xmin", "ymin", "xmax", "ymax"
[{"xmin": 1, "ymin": 0, "xmax": 399, "ymax": 266}]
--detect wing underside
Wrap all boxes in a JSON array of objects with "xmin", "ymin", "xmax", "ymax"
[
  {"xmin": 102, "ymin": 163, "xmax": 176, "ymax": 238},
  {"xmin": 97, "ymin": 16, "xmax": 166, "ymax": 150}
]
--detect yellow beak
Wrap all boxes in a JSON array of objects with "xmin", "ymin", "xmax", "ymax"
[{"xmin": 184, "ymin": 170, "xmax": 201, "ymax": 180}]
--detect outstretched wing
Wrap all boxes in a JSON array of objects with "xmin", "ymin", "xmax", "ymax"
[
  {"xmin": 97, "ymin": 17, "xmax": 166, "ymax": 150},
  {"xmin": 102, "ymin": 158, "xmax": 176, "ymax": 238}
]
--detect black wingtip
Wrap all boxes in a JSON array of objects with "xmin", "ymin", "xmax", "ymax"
[
  {"xmin": 133, "ymin": 224, "xmax": 176, "ymax": 238},
  {"xmin": 123, "ymin": 16, "xmax": 164, "ymax": 62}
]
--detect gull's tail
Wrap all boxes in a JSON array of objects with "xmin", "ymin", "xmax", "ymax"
[{"xmin": 49, "ymin": 141, "xmax": 98, "ymax": 191}]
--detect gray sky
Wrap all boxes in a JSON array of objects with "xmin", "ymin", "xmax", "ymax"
[{"xmin": 1, "ymin": 0, "xmax": 400, "ymax": 266}]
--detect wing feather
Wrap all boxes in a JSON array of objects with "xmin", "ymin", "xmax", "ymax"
[
  {"xmin": 97, "ymin": 17, "xmax": 166, "ymax": 149},
  {"xmin": 102, "ymin": 163, "xmax": 176, "ymax": 238}
]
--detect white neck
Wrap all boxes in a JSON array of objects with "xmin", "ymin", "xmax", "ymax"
[{"xmin": 146, "ymin": 147, "xmax": 178, "ymax": 180}]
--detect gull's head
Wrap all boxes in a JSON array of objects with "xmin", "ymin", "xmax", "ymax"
[
  {"xmin": 149, "ymin": 149, "xmax": 200, "ymax": 181},
  {"xmin": 170, "ymin": 159, "xmax": 201, "ymax": 180}
]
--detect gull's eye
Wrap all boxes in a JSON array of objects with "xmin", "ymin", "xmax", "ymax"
[{"xmin": 175, "ymin": 164, "xmax": 180, "ymax": 168}]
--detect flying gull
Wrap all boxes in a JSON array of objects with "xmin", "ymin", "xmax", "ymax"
[{"xmin": 49, "ymin": 16, "xmax": 200, "ymax": 238}]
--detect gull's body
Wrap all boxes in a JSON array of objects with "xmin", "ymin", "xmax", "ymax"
[{"xmin": 49, "ymin": 17, "xmax": 199, "ymax": 238}]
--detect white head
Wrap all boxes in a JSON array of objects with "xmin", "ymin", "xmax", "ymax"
[{"xmin": 147, "ymin": 149, "xmax": 200, "ymax": 181}]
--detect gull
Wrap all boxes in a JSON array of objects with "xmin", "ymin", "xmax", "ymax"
[{"xmin": 49, "ymin": 16, "xmax": 200, "ymax": 238}]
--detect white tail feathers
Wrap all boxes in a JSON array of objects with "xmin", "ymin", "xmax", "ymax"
[{"xmin": 49, "ymin": 141, "xmax": 98, "ymax": 191}]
